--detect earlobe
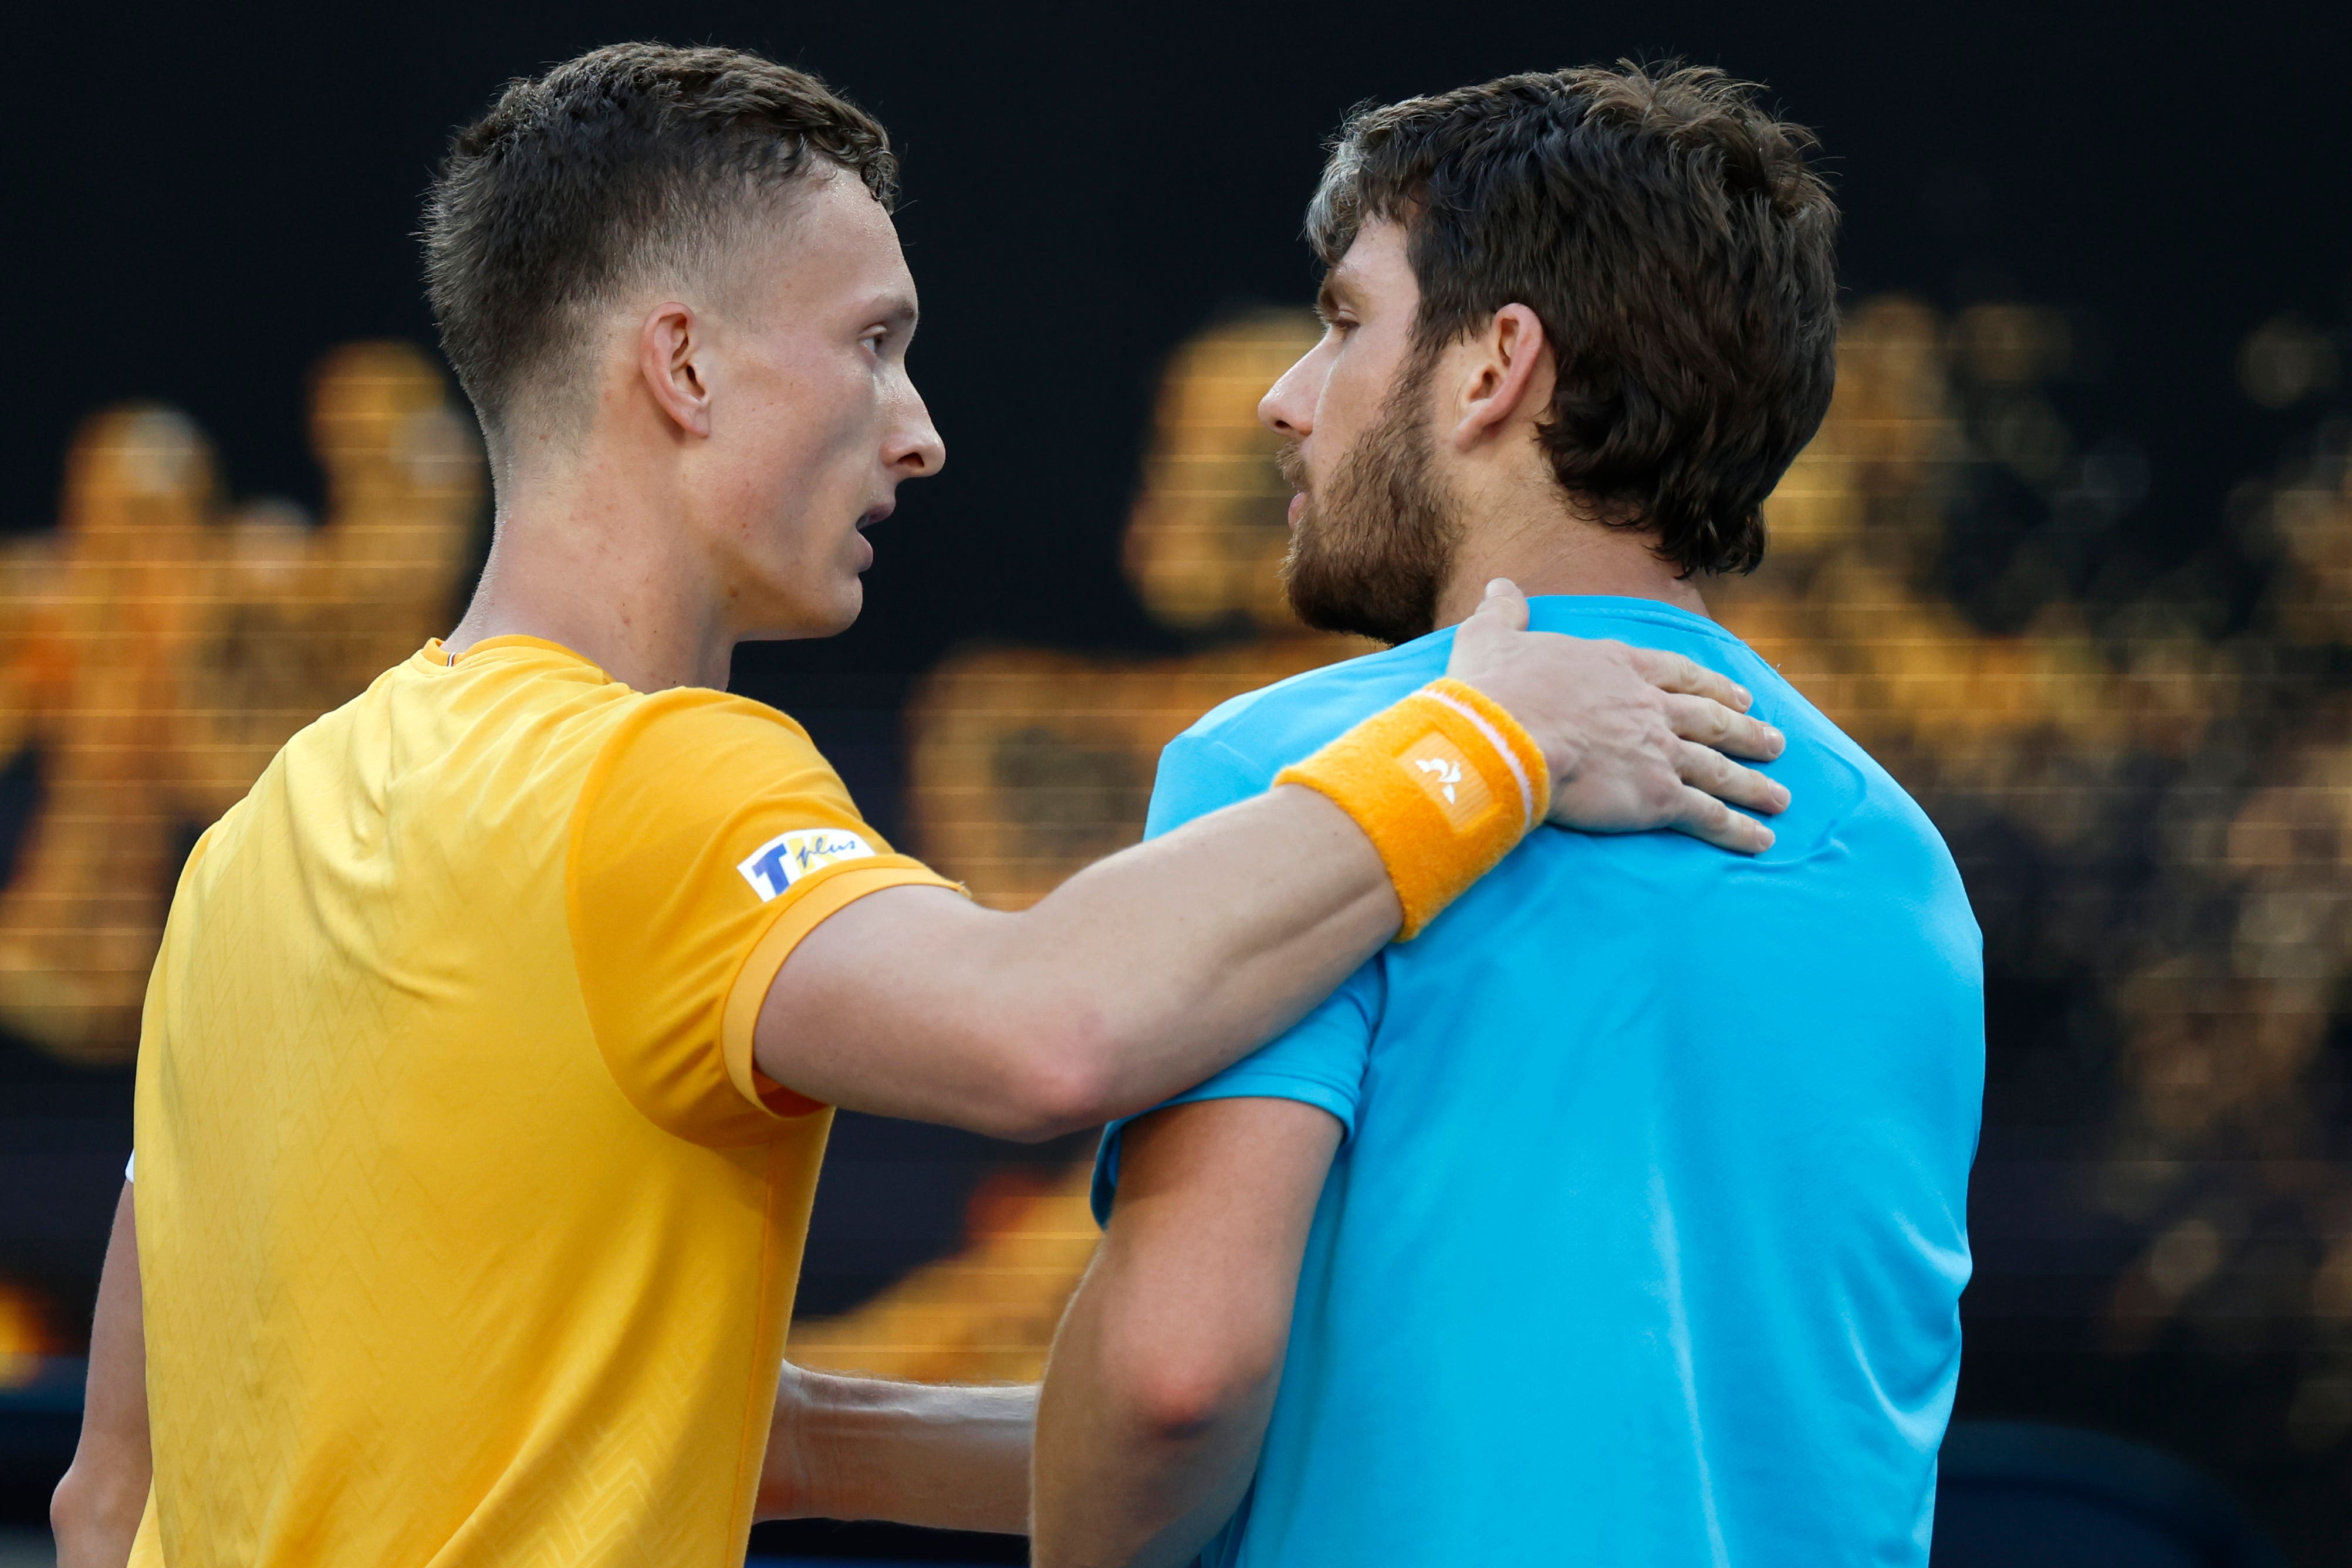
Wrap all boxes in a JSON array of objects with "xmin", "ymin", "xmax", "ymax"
[{"xmin": 640, "ymin": 302, "xmax": 713, "ymax": 439}]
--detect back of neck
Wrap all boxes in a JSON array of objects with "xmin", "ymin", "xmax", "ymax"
[
  {"xmin": 444, "ymin": 458, "xmax": 731, "ymax": 692},
  {"xmin": 1434, "ymin": 510, "xmax": 1708, "ymax": 630}
]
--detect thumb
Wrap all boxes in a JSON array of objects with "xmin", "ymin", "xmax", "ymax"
[{"xmin": 1467, "ymin": 577, "xmax": 1529, "ymax": 635}]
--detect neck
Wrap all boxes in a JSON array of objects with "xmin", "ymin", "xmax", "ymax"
[
  {"xmin": 445, "ymin": 445, "xmax": 733, "ymax": 692},
  {"xmin": 1431, "ymin": 491, "xmax": 1708, "ymax": 630}
]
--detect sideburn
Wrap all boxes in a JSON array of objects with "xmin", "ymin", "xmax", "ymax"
[{"xmin": 1279, "ymin": 350, "xmax": 1462, "ymax": 646}]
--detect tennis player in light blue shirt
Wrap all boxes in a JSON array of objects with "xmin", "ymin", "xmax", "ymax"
[
  {"xmin": 1085, "ymin": 593, "xmax": 1981, "ymax": 1564},
  {"xmin": 1032, "ymin": 64, "xmax": 1983, "ymax": 1568}
]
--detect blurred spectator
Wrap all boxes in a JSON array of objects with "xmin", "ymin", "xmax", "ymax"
[{"xmin": 0, "ymin": 344, "xmax": 481, "ymax": 1063}]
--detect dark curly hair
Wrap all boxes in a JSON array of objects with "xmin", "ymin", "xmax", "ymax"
[
  {"xmin": 423, "ymin": 42, "xmax": 895, "ymax": 449},
  {"xmin": 1307, "ymin": 63, "xmax": 1840, "ymax": 577}
]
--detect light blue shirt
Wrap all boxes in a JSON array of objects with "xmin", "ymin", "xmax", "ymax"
[{"xmin": 1093, "ymin": 596, "xmax": 1983, "ymax": 1567}]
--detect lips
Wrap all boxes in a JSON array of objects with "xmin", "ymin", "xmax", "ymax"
[
  {"xmin": 847, "ymin": 504, "xmax": 888, "ymax": 572},
  {"xmin": 1275, "ymin": 440, "xmax": 1310, "ymax": 530}
]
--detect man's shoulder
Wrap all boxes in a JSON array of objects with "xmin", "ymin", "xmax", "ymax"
[
  {"xmin": 418, "ymin": 654, "xmax": 832, "ymax": 796},
  {"xmin": 587, "ymin": 684, "xmax": 820, "ymax": 764},
  {"xmin": 1518, "ymin": 597, "xmax": 1966, "ymax": 905},
  {"xmin": 1175, "ymin": 636, "xmax": 1455, "ymax": 781},
  {"xmin": 261, "ymin": 654, "xmax": 846, "ymax": 854}
]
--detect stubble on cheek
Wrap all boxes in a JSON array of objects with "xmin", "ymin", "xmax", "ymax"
[{"xmin": 1277, "ymin": 360, "xmax": 1461, "ymax": 646}]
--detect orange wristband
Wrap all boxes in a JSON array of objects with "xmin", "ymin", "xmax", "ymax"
[{"xmin": 1276, "ymin": 677, "xmax": 1552, "ymax": 939}]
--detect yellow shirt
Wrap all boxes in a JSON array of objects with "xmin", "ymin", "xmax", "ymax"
[{"xmin": 129, "ymin": 636, "xmax": 955, "ymax": 1566}]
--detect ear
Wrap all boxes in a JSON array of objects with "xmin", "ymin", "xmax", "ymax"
[
  {"xmin": 638, "ymin": 302, "xmax": 712, "ymax": 438},
  {"xmin": 1446, "ymin": 304, "xmax": 1552, "ymax": 452}
]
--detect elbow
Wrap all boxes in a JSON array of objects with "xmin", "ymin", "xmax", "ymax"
[
  {"xmin": 48, "ymin": 1468, "xmax": 87, "ymax": 1550},
  {"xmin": 52, "ymin": 1440, "xmax": 149, "ymax": 1559},
  {"xmin": 51, "ymin": 1461, "xmax": 126, "ymax": 1562},
  {"xmin": 1098, "ymin": 1303, "xmax": 1282, "ymax": 1448},
  {"xmin": 1117, "ymin": 1345, "xmax": 1275, "ymax": 1448},
  {"xmin": 985, "ymin": 1003, "xmax": 1123, "ymax": 1143}
]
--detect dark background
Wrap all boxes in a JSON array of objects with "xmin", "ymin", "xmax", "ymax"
[{"xmin": 5, "ymin": 1, "xmax": 2351, "ymax": 1560}]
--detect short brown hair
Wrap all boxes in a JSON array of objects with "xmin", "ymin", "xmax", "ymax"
[
  {"xmin": 423, "ymin": 42, "xmax": 895, "ymax": 447},
  {"xmin": 1307, "ymin": 63, "xmax": 1839, "ymax": 576}
]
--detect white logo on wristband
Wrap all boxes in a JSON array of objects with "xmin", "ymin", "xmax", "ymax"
[
  {"xmin": 1418, "ymin": 687, "xmax": 1537, "ymax": 829},
  {"xmin": 1398, "ymin": 732, "xmax": 1496, "ymax": 832}
]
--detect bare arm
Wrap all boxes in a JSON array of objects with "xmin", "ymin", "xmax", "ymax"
[
  {"xmin": 759, "ymin": 1363, "xmax": 1035, "ymax": 1534},
  {"xmin": 51, "ymin": 1181, "xmax": 150, "ymax": 1568},
  {"xmin": 1033, "ymin": 1099, "xmax": 1337, "ymax": 1568},
  {"xmin": 761, "ymin": 583, "xmax": 1786, "ymax": 1140},
  {"xmin": 767, "ymin": 782, "xmax": 1392, "ymax": 1140}
]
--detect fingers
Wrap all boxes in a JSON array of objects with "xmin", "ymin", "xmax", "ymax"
[
  {"xmin": 1668, "ymin": 785, "xmax": 1779, "ymax": 854},
  {"xmin": 1444, "ymin": 581, "xmax": 1530, "ymax": 687},
  {"xmin": 1675, "ymin": 739, "xmax": 1789, "ymax": 816},
  {"xmin": 1624, "ymin": 646, "xmax": 1752, "ymax": 714},
  {"xmin": 1662, "ymin": 694, "xmax": 1786, "ymax": 762},
  {"xmin": 1466, "ymin": 577, "xmax": 1529, "ymax": 634}
]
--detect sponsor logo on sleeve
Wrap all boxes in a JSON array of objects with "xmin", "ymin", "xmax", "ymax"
[{"xmin": 736, "ymin": 829, "xmax": 877, "ymax": 903}]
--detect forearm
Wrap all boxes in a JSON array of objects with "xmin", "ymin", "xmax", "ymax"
[
  {"xmin": 1033, "ymin": 1264, "xmax": 1273, "ymax": 1568},
  {"xmin": 53, "ymin": 1182, "xmax": 150, "ymax": 1568},
  {"xmin": 988, "ymin": 784, "xmax": 1398, "ymax": 1123},
  {"xmin": 767, "ymin": 786, "xmax": 1397, "ymax": 1139},
  {"xmin": 762, "ymin": 1364, "xmax": 1036, "ymax": 1534}
]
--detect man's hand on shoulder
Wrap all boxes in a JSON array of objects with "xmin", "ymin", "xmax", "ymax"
[
  {"xmin": 756, "ymin": 587, "xmax": 1788, "ymax": 1144},
  {"xmin": 1445, "ymin": 579, "xmax": 1789, "ymax": 853}
]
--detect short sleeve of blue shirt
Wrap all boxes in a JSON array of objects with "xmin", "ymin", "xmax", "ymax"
[{"xmin": 1091, "ymin": 731, "xmax": 1384, "ymax": 1225}]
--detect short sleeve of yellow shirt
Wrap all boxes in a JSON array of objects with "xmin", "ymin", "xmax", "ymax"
[{"xmin": 567, "ymin": 688, "xmax": 960, "ymax": 1146}]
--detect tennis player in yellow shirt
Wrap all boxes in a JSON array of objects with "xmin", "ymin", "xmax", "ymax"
[{"xmin": 49, "ymin": 42, "xmax": 1789, "ymax": 1568}]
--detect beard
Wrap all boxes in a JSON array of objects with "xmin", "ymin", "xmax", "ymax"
[{"xmin": 1278, "ymin": 353, "xmax": 1462, "ymax": 646}]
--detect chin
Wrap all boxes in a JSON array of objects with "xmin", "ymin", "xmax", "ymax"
[
  {"xmin": 805, "ymin": 578, "xmax": 865, "ymax": 638},
  {"xmin": 741, "ymin": 578, "xmax": 863, "ymax": 643}
]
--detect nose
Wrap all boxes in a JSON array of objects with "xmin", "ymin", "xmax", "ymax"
[
  {"xmin": 1258, "ymin": 349, "xmax": 1317, "ymax": 438},
  {"xmin": 886, "ymin": 383, "xmax": 946, "ymax": 479}
]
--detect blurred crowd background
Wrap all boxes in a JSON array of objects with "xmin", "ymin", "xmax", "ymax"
[{"xmin": 3, "ymin": 2, "xmax": 2349, "ymax": 1562}]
